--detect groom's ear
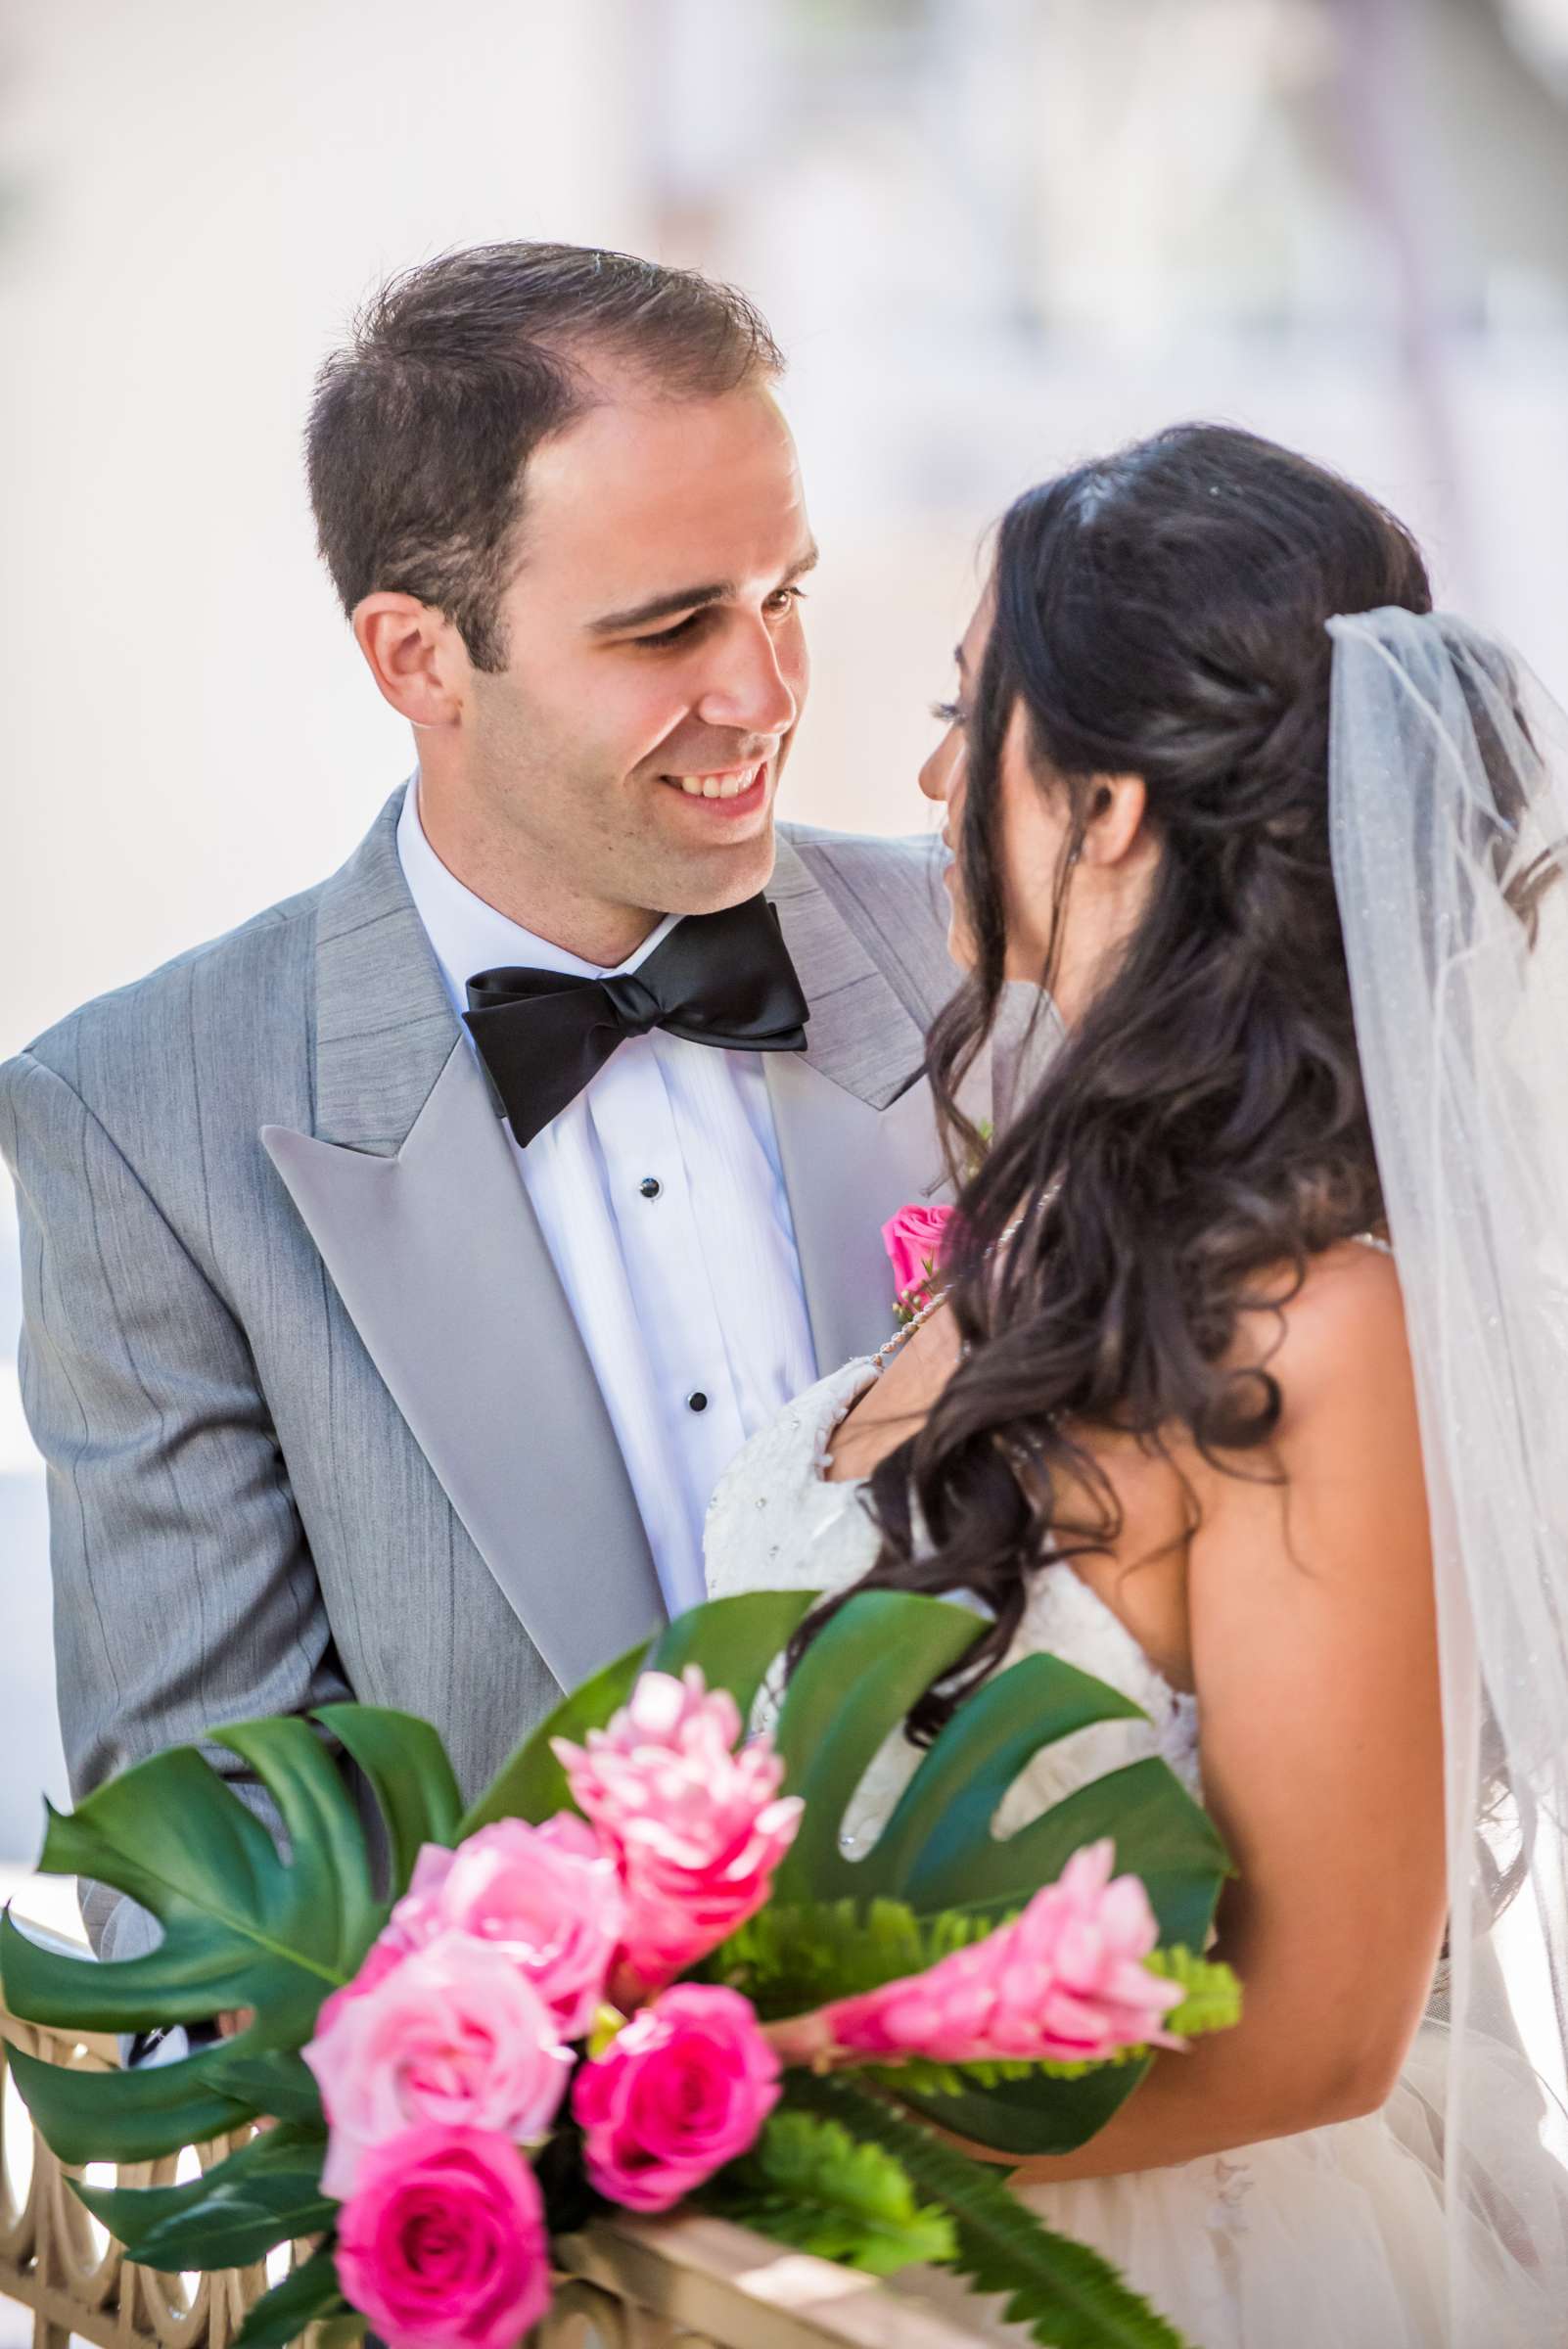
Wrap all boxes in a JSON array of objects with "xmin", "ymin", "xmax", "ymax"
[{"xmin": 352, "ymin": 592, "xmax": 469, "ymax": 730}]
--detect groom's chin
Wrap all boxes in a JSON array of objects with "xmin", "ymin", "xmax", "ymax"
[
  {"xmin": 674, "ymin": 833, "xmax": 779, "ymax": 918},
  {"xmin": 645, "ymin": 802, "xmax": 779, "ymax": 915}
]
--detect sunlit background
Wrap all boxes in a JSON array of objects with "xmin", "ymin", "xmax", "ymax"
[{"xmin": 2, "ymin": 0, "xmax": 1566, "ymax": 1906}]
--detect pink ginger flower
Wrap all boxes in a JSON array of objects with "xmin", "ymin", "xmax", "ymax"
[
  {"xmin": 553, "ymin": 1665, "xmax": 802, "ymax": 1996},
  {"xmin": 770, "ymin": 1841, "xmax": 1184, "ymax": 2072},
  {"xmin": 573, "ymin": 1984, "xmax": 781, "ymax": 2212},
  {"xmin": 389, "ymin": 1815, "xmax": 624, "ymax": 2041}
]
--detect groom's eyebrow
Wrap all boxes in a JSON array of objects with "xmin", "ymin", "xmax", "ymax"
[{"xmin": 589, "ymin": 545, "xmax": 819, "ymax": 635}]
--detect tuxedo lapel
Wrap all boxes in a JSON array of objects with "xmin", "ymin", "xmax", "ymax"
[
  {"xmin": 766, "ymin": 835, "xmax": 963, "ymax": 1368},
  {"xmin": 306, "ymin": 797, "xmax": 460, "ymax": 1158},
  {"xmin": 766, "ymin": 834, "xmax": 930, "ymax": 1110},
  {"xmin": 263, "ymin": 789, "xmax": 663, "ymax": 1690},
  {"xmin": 765, "ymin": 1053, "xmax": 952, "ymax": 1370}
]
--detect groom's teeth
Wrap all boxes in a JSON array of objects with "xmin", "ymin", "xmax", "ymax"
[{"xmin": 672, "ymin": 764, "xmax": 762, "ymax": 800}]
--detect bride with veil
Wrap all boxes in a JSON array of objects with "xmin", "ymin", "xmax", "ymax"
[{"xmin": 702, "ymin": 422, "xmax": 1568, "ymax": 2344}]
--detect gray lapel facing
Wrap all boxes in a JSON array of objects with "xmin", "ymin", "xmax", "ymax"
[
  {"xmin": 764, "ymin": 1053, "xmax": 953, "ymax": 1372},
  {"xmin": 766, "ymin": 835, "xmax": 960, "ymax": 1369},
  {"xmin": 264, "ymin": 788, "xmax": 663, "ymax": 1691},
  {"xmin": 765, "ymin": 834, "xmax": 930, "ymax": 1111}
]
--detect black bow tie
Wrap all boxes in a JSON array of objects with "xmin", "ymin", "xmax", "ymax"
[{"xmin": 464, "ymin": 894, "xmax": 809, "ymax": 1146}]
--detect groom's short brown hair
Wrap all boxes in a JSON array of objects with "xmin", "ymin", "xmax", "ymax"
[{"xmin": 306, "ymin": 241, "xmax": 784, "ymax": 672}]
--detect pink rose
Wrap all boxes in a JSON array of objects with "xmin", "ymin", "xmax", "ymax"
[
  {"xmin": 554, "ymin": 1666, "xmax": 802, "ymax": 1996},
  {"xmin": 303, "ymin": 1929, "xmax": 573, "ymax": 2198},
  {"xmin": 770, "ymin": 1840, "xmax": 1184, "ymax": 2072},
  {"xmin": 313, "ymin": 1843, "xmax": 460, "ymax": 2043},
  {"xmin": 389, "ymin": 1817, "xmax": 623, "ymax": 2041},
  {"xmin": 573, "ymin": 1984, "xmax": 780, "ymax": 2212},
  {"xmin": 335, "ymin": 2124, "xmax": 550, "ymax": 2349},
  {"xmin": 882, "ymin": 1202, "xmax": 957, "ymax": 1310},
  {"xmin": 388, "ymin": 1838, "xmax": 461, "ymax": 1930},
  {"xmin": 313, "ymin": 1932, "xmax": 410, "ymax": 2044}
]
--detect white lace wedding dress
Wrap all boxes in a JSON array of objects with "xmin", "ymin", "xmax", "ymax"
[{"xmin": 704, "ymin": 1355, "xmax": 1557, "ymax": 2349}]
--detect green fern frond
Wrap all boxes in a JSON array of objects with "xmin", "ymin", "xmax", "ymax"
[
  {"xmin": 714, "ymin": 2109, "xmax": 955, "ymax": 2276},
  {"xmin": 865, "ymin": 2053, "xmax": 1039, "ymax": 2096},
  {"xmin": 1144, "ymin": 1947, "xmax": 1243, "ymax": 2038},
  {"xmin": 789, "ymin": 2076, "xmax": 1193, "ymax": 2349},
  {"xmin": 866, "ymin": 2046, "xmax": 1146, "ymax": 2097},
  {"xmin": 711, "ymin": 1895, "xmax": 1005, "ymax": 2018}
]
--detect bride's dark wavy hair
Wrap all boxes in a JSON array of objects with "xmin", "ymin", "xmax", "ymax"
[{"xmin": 799, "ymin": 423, "xmax": 1438, "ymax": 1738}]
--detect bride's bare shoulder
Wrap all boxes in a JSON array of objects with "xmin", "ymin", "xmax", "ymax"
[
  {"xmin": 1181, "ymin": 1239, "xmax": 1421, "ymax": 1526},
  {"xmin": 1227, "ymin": 1238, "xmax": 1411, "ymax": 1427}
]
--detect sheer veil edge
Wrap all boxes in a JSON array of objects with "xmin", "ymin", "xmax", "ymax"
[{"xmin": 1328, "ymin": 606, "xmax": 1568, "ymax": 2341}]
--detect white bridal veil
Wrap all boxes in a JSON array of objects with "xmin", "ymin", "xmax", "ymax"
[{"xmin": 1327, "ymin": 607, "xmax": 1568, "ymax": 2342}]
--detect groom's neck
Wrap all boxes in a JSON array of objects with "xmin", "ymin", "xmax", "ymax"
[{"xmin": 414, "ymin": 775, "xmax": 664, "ymax": 971}]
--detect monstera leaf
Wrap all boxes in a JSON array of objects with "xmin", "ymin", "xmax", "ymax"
[
  {"xmin": 0, "ymin": 1705, "xmax": 462, "ymax": 2162},
  {"xmin": 0, "ymin": 1706, "xmax": 463, "ymax": 2340},
  {"xmin": 755, "ymin": 1588, "xmax": 1232, "ymax": 2155},
  {"xmin": 74, "ymin": 2120, "xmax": 338, "ymax": 2269}
]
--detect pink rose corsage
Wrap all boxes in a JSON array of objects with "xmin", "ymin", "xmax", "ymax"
[{"xmin": 882, "ymin": 1201, "xmax": 958, "ymax": 1321}]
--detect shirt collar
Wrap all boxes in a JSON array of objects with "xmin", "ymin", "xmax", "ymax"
[{"xmin": 397, "ymin": 775, "xmax": 680, "ymax": 1023}]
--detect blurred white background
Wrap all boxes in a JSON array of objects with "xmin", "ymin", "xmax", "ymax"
[{"xmin": 2, "ymin": 0, "xmax": 1566, "ymax": 1868}]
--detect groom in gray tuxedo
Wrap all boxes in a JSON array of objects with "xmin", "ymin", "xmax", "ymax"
[{"xmin": 0, "ymin": 243, "xmax": 982, "ymax": 1962}]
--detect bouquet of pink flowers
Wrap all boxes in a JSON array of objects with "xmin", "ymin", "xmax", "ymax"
[{"xmin": 1, "ymin": 1589, "xmax": 1239, "ymax": 2349}]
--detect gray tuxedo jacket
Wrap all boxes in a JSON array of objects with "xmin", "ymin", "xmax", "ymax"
[{"xmin": 0, "ymin": 787, "xmax": 986, "ymax": 1957}]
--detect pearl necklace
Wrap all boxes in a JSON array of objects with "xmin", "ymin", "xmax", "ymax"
[
  {"xmin": 872, "ymin": 1284, "xmax": 948, "ymax": 1368},
  {"xmin": 872, "ymin": 1206, "xmax": 1035, "ymax": 1371}
]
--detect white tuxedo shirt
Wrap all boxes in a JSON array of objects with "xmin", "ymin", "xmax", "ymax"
[{"xmin": 396, "ymin": 780, "xmax": 819, "ymax": 1614}]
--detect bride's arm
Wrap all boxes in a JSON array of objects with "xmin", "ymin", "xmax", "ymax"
[{"xmin": 995, "ymin": 1244, "xmax": 1447, "ymax": 2185}]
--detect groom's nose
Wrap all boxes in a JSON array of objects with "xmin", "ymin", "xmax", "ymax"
[{"xmin": 693, "ymin": 617, "xmax": 801, "ymax": 739}]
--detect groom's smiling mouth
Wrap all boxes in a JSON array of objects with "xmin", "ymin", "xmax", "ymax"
[{"xmin": 656, "ymin": 759, "xmax": 771, "ymax": 814}]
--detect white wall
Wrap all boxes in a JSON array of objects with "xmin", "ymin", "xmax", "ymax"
[{"xmin": 1, "ymin": 0, "xmax": 646, "ymax": 1053}]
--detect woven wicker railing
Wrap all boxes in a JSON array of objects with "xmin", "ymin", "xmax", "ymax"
[{"xmin": 0, "ymin": 1921, "xmax": 970, "ymax": 2349}]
